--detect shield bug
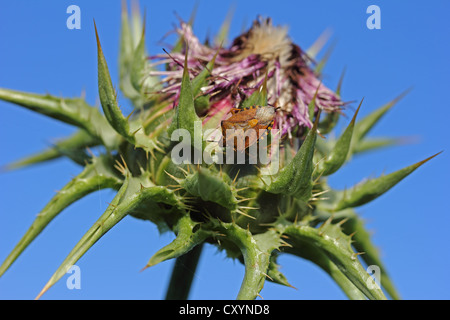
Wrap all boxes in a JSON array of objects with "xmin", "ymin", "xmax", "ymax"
[{"xmin": 221, "ymin": 105, "xmax": 276, "ymax": 152}]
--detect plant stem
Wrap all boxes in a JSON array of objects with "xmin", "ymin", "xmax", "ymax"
[{"xmin": 165, "ymin": 244, "xmax": 204, "ymax": 300}]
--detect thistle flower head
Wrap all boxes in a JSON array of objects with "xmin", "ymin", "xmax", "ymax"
[
  {"xmin": 150, "ymin": 17, "xmax": 344, "ymax": 138},
  {"xmin": 0, "ymin": 5, "xmax": 437, "ymax": 301}
]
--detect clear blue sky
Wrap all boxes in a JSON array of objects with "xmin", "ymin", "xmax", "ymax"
[{"xmin": 0, "ymin": 0, "xmax": 449, "ymax": 299}]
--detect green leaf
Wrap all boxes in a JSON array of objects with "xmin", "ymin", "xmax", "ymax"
[
  {"xmin": 351, "ymin": 90, "xmax": 411, "ymax": 152},
  {"xmin": 2, "ymin": 147, "xmax": 58, "ymax": 172},
  {"xmin": 180, "ymin": 167, "xmax": 238, "ymax": 211},
  {"xmin": 187, "ymin": 2, "xmax": 199, "ymax": 28},
  {"xmin": 214, "ymin": 6, "xmax": 234, "ymax": 47},
  {"xmin": 353, "ymin": 137, "xmax": 411, "ymax": 155},
  {"xmin": 314, "ymin": 40, "xmax": 336, "ymax": 75},
  {"xmin": 127, "ymin": 184, "xmax": 187, "ymax": 226},
  {"xmin": 266, "ymin": 253, "xmax": 296, "ymax": 289},
  {"xmin": 317, "ymin": 68, "xmax": 345, "ymax": 135},
  {"xmin": 216, "ymin": 223, "xmax": 280, "ymax": 299},
  {"xmin": 279, "ymin": 218, "xmax": 386, "ymax": 300},
  {"xmin": 165, "ymin": 243, "xmax": 204, "ymax": 300},
  {"xmin": 168, "ymin": 49, "xmax": 202, "ymax": 146},
  {"xmin": 133, "ymin": 132, "xmax": 165, "ymax": 159},
  {"xmin": 95, "ymin": 21, "xmax": 135, "ymax": 143},
  {"xmin": 170, "ymin": 3, "xmax": 199, "ymax": 54},
  {"xmin": 35, "ymin": 172, "xmax": 184, "ymax": 299},
  {"xmin": 194, "ymin": 95, "xmax": 210, "ymax": 114},
  {"xmin": 334, "ymin": 152, "xmax": 441, "ymax": 211},
  {"xmin": 285, "ymin": 231, "xmax": 366, "ymax": 300},
  {"xmin": 318, "ymin": 110, "xmax": 340, "ymax": 135},
  {"xmin": 0, "ymin": 88, "xmax": 118, "ymax": 149},
  {"xmin": 308, "ymin": 84, "xmax": 320, "ymax": 123},
  {"xmin": 2, "ymin": 130, "xmax": 98, "ymax": 171},
  {"xmin": 119, "ymin": 0, "xmax": 134, "ymax": 84},
  {"xmin": 35, "ymin": 173, "xmax": 130, "ymax": 299},
  {"xmin": 306, "ymin": 28, "xmax": 332, "ymax": 60},
  {"xmin": 129, "ymin": 23, "xmax": 147, "ymax": 94},
  {"xmin": 118, "ymin": 0, "xmax": 141, "ymax": 103},
  {"xmin": 335, "ymin": 66, "xmax": 346, "ymax": 97},
  {"xmin": 240, "ymin": 74, "xmax": 268, "ymax": 108},
  {"xmin": 143, "ymin": 215, "xmax": 208, "ymax": 269},
  {"xmin": 0, "ymin": 155, "xmax": 122, "ymax": 278},
  {"xmin": 338, "ymin": 214, "xmax": 400, "ymax": 300},
  {"xmin": 190, "ymin": 49, "xmax": 218, "ymax": 114},
  {"xmin": 191, "ymin": 50, "xmax": 218, "ymax": 97},
  {"xmin": 265, "ymin": 114, "xmax": 318, "ymax": 200},
  {"xmin": 319, "ymin": 99, "xmax": 362, "ymax": 176}
]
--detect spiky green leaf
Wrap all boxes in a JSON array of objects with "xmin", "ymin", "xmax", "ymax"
[
  {"xmin": 314, "ymin": 41, "xmax": 336, "ymax": 74},
  {"xmin": 168, "ymin": 50, "xmax": 202, "ymax": 147},
  {"xmin": 119, "ymin": 1, "xmax": 134, "ymax": 83},
  {"xmin": 279, "ymin": 218, "xmax": 386, "ymax": 300},
  {"xmin": 338, "ymin": 213, "xmax": 400, "ymax": 300},
  {"xmin": 0, "ymin": 88, "xmax": 118, "ymax": 149},
  {"xmin": 318, "ymin": 66, "xmax": 344, "ymax": 135},
  {"xmin": 306, "ymin": 29, "xmax": 331, "ymax": 60},
  {"xmin": 2, "ymin": 130, "xmax": 98, "ymax": 171},
  {"xmin": 308, "ymin": 85, "xmax": 320, "ymax": 123},
  {"xmin": 191, "ymin": 51, "xmax": 218, "ymax": 97},
  {"xmin": 216, "ymin": 223, "xmax": 280, "ymax": 299},
  {"xmin": 181, "ymin": 167, "xmax": 238, "ymax": 211},
  {"xmin": 144, "ymin": 215, "xmax": 208, "ymax": 268},
  {"xmin": 214, "ymin": 7, "xmax": 234, "ymax": 47},
  {"xmin": 353, "ymin": 137, "xmax": 407, "ymax": 155},
  {"xmin": 350, "ymin": 90, "xmax": 411, "ymax": 156},
  {"xmin": 284, "ymin": 229, "xmax": 366, "ymax": 300},
  {"xmin": 34, "ymin": 171, "xmax": 186, "ymax": 299},
  {"xmin": 129, "ymin": 24, "xmax": 147, "ymax": 93},
  {"xmin": 95, "ymin": 22, "xmax": 135, "ymax": 143},
  {"xmin": 319, "ymin": 100, "xmax": 362, "ymax": 176},
  {"xmin": 0, "ymin": 155, "xmax": 122, "ymax": 278},
  {"xmin": 266, "ymin": 253, "xmax": 296, "ymax": 289},
  {"xmin": 118, "ymin": 1, "xmax": 142, "ymax": 103},
  {"xmin": 240, "ymin": 74, "xmax": 268, "ymax": 109},
  {"xmin": 334, "ymin": 152, "xmax": 441, "ymax": 211},
  {"xmin": 265, "ymin": 116, "xmax": 318, "ymax": 200}
]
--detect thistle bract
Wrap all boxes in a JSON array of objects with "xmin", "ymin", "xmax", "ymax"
[{"xmin": 0, "ymin": 5, "xmax": 438, "ymax": 300}]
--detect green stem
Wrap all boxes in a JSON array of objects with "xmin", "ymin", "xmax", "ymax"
[{"xmin": 165, "ymin": 244, "xmax": 204, "ymax": 300}]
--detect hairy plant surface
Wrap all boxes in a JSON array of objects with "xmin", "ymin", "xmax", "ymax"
[{"xmin": 0, "ymin": 5, "xmax": 438, "ymax": 300}]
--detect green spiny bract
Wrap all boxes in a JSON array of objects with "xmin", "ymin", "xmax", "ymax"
[{"xmin": 0, "ymin": 5, "xmax": 439, "ymax": 300}]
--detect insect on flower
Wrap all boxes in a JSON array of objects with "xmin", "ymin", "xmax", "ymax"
[{"xmin": 221, "ymin": 105, "xmax": 276, "ymax": 152}]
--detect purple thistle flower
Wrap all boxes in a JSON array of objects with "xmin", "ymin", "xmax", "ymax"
[{"xmin": 149, "ymin": 17, "xmax": 344, "ymax": 138}]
